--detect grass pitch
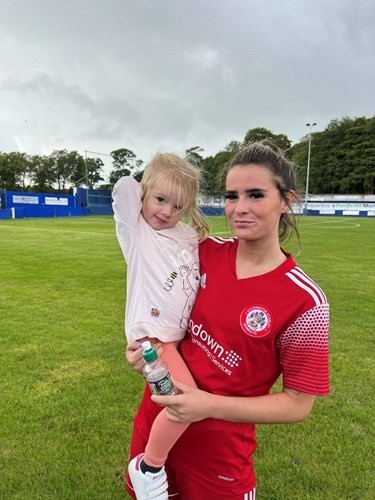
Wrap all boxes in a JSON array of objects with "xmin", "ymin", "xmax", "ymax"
[{"xmin": 0, "ymin": 215, "xmax": 374, "ymax": 499}]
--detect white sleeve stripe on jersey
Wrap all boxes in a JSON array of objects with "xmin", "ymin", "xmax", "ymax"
[
  {"xmin": 209, "ymin": 236, "xmax": 236, "ymax": 244},
  {"xmin": 286, "ymin": 271, "xmax": 322, "ymax": 306},
  {"xmin": 292, "ymin": 267, "xmax": 327, "ymax": 303},
  {"xmin": 243, "ymin": 487, "xmax": 256, "ymax": 500}
]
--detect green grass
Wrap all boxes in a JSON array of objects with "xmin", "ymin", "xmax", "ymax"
[{"xmin": 0, "ymin": 215, "xmax": 374, "ymax": 499}]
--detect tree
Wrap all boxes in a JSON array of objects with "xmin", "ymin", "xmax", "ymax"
[
  {"xmin": 243, "ymin": 127, "xmax": 291, "ymax": 151},
  {"xmin": 185, "ymin": 146, "xmax": 204, "ymax": 167},
  {"xmin": 29, "ymin": 155, "xmax": 55, "ymax": 192},
  {"xmin": 203, "ymin": 150, "xmax": 234, "ymax": 192},
  {"xmin": 133, "ymin": 159, "xmax": 144, "ymax": 178},
  {"xmin": 84, "ymin": 157, "xmax": 105, "ymax": 188},
  {"xmin": 109, "ymin": 148, "xmax": 137, "ymax": 182},
  {"xmin": 49, "ymin": 150, "xmax": 85, "ymax": 192},
  {"xmin": 224, "ymin": 140, "xmax": 242, "ymax": 154},
  {"xmin": 0, "ymin": 153, "xmax": 13, "ymax": 190},
  {"xmin": 0, "ymin": 152, "xmax": 31, "ymax": 191},
  {"xmin": 185, "ymin": 146, "xmax": 211, "ymax": 190},
  {"xmin": 290, "ymin": 116, "xmax": 375, "ymax": 194}
]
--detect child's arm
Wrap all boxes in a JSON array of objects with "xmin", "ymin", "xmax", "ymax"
[
  {"xmin": 112, "ymin": 177, "xmax": 142, "ymax": 259},
  {"xmin": 112, "ymin": 176, "xmax": 142, "ymax": 229}
]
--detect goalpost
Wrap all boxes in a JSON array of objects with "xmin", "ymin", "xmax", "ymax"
[{"xmin": 83, "ymin": 150, "xmax": 114, "ymax": 215}]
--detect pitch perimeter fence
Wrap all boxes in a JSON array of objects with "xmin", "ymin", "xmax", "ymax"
[{"xmin": 1, "ymin": 188, "xmax": 375, "ymax": 219}]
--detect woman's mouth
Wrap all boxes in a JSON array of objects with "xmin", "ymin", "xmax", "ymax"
[{"xmin": 233, "ymin": 220, "xmax": 254, "ymax": 227}]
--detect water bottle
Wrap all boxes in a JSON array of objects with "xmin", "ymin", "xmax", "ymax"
[{"xmin": 142, "ymin": 341, "xmax": 177, "ymax": 395}]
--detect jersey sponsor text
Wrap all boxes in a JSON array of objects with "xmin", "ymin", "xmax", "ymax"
[{"xmin": 189, "ymin": 319, "xmax": 242, "ymax": 375}]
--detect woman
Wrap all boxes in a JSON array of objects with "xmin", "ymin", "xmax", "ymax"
[{"xmin": 125, "ymin": 141, "xmax": 330, "ymax": 499}]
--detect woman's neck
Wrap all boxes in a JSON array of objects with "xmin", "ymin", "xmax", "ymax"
[{"xmin": 235, "ymin": 238, "xmax": 286, "ymax": 279}]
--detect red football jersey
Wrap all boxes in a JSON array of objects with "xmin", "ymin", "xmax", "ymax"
[{"xmin": 134, "ymin": 237, "xmax": 330, "ymax": 495}]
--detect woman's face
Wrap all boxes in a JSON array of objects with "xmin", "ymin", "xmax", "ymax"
[{"xmin": 225, "ymin": 164, "xmax": 289, "ymax": 243}]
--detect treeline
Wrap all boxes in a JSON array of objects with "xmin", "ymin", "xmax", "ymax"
[
  {"xmin": 0, "ymin": 148, "xmax": 143, "ymax": 193},
  {"xmin": 0, "ymin": 116, "xmax": 374, "ymax": 195}
]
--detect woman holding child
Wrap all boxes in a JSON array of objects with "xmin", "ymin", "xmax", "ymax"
[{"xmin": 124, "ymin": 141, "xmax": 330, "ymax": 499}]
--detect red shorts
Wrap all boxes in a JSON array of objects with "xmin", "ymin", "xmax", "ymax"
[{"xmin": 125, "ymin": 425, "xmax": 256, "ymax": 500}]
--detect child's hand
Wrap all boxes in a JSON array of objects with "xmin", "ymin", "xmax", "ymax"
[
  {"xmin": 125, "ymin": 340, "xmax": 163, "ymax": 374},
  {"xmin": 125, "ymin": 340, "xmax": 144, "ymax": 374}
]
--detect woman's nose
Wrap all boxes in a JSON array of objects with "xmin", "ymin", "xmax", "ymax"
[{"xmin": 234, "ymin": 197, "xmax": 250, "ymax": 214}]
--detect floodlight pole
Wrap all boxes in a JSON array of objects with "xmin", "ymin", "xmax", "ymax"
[
  {"xmin": 84, "ymin": 150, "xmax": 89, "ymax": 207},
  {"xmin": 304, "ymin": 122, "xmax": 317, "ymax": 215},
  {"xmin": 84, "ymin": 150, "xmax": 88, "ymax": 186}
]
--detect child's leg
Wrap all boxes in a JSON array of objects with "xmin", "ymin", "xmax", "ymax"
[{"xmin": 143, "ymin": 341, "xmax": 197, "ymax": 467}]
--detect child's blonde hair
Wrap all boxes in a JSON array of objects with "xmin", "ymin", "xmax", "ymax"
[{"xmin": 141, "ymin": 153, "xmax": 209, "ymax": 241}]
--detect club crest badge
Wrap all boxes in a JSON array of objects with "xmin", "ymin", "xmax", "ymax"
[{"xmin": 240, "ymin": 305, "xmax": 272, "ymax": 338}]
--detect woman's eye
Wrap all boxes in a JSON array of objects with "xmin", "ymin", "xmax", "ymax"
[
  {"xmin": 249, "ymin": 191, "xmax": 264, "ymax": 199},
  {"xmin": 224, "ymin": 193, "xmax": 237, "ymax": 200}
]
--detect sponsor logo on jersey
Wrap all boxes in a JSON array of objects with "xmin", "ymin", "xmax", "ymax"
[
  {"xmin": 240, "ymin": 305, "xmax": 272, "ymax": 338},
  {"xmin": 189, "ymin": 319, "xmax": 242, "ymax": 375},
  {"xmin": 150, "ymin": 306, "xmax": 161, "ymax": 317}
]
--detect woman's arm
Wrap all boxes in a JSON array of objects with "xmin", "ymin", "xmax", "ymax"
[{"xmin": 151, "ymin": 380, "xmax": 316, "ymax": 425}]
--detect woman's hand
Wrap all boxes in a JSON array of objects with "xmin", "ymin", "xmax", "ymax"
[
  {"xmin": 125, "ymin": 339, "xmax": 163, "ymax": 374},
  {"xmin": 151, "ymin": 380, "xmax": 213, "ymax": 423}
]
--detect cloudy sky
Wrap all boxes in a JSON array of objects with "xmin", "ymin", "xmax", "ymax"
[{"xmin": 1, "ymin": 0, "xmax": 374, "ymax": 179}]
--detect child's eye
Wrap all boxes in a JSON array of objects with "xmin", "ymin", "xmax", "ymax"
[
  {"xmin": 156, "ymin": 196, "xmax": 165, "ymax": 203},
  {"xmin": 175, "ymin": 205, "xmax": 183, "ymax": 212}
]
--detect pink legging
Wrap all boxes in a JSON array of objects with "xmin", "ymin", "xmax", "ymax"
[{"xmin": 143, "ymin": 341, "xmax": 197, "ymax": 467}]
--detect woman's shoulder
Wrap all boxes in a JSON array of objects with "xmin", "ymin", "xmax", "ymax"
[
  {"xmin": 200, "ymin": 235, "xmax": 237, "ymax": 248},
  {"xmin": 284, "ymin": 262, "xmax": 328, "ymax": 308},
  {"xmin": 199, "ymin": 235, "xmax": 237, "ymax": 257}
]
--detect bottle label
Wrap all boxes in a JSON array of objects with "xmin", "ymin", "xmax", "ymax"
[{"xmin": 148, "ymin": 374, "xmax": 175, "ymax": 396}]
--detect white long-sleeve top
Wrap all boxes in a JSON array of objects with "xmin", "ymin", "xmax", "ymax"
[{"xmin": 112, "ymin": 176, "xmax": 200, "ymax": 343}]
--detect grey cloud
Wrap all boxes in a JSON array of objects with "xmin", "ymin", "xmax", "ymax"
[{"xmin": 0, "ymin": 0, "xmax": 374, "ymax": 161}]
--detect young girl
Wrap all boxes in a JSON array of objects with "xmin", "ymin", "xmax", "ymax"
[{"xmin": 112, "ymin": 153, "xmax": 209, "ymax": 499}]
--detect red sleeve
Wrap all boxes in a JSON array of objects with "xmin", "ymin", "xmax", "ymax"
[{"xmin": 277, "ymin": 303, "xmax": 330, "ymax": 395}]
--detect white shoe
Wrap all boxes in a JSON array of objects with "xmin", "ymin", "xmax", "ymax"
[{"xmin": 128, "ymin": 453, "xmax": 168, "ymax": 499}]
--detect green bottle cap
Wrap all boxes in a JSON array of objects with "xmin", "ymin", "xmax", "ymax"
[{"xmin": 142, "ymin": 341, "xmax": 157, "ymax": 362}]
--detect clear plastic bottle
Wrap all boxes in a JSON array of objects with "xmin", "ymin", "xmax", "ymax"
[{"xmin": 142, "ymin": 341, "xmax": 177, "ymax": 396}]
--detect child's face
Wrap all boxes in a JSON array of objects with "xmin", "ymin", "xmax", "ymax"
[{"xmin": 142, "ymin": 188, "xmax": 185, "ymax": 230}]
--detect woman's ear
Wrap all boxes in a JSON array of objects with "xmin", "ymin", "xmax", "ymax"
[{"xmin": 282, "ymin": 190, "xmax": 297, "ymax": 213}]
